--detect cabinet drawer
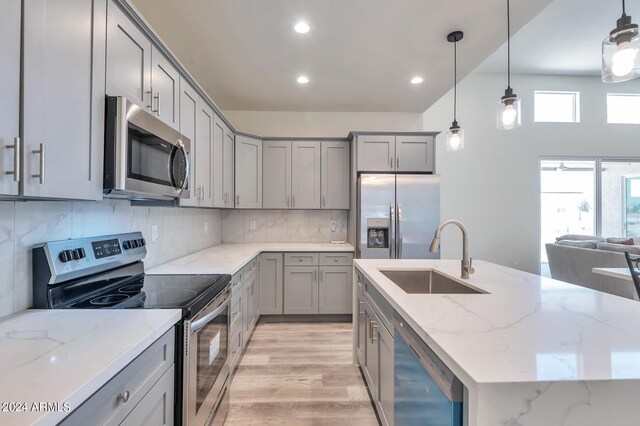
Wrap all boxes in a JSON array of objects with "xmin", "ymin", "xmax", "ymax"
[
  {"xmin": 61, "ymin": 328, "xmax": 175, "ymax": 426},
  {"xmin": 242, "ymin": 257, "xmax": 258, "ymax": 277},
  {"xmin": 229, "ymin": 325, "xmax": 243, "ymax": 373},
  {"xmin": 230, "ymin": 293, "xmax": 242, "ymax": 333},
  {"xmin": 319, "ymin": 252, "xmax": 353, "ymax": 266},
  {"xmin": 231, "ymin": 272, "xmax": 243, "ymax": 295},
  {"xmin": 285, "ymin": 253, "xmax": 319, "ymax": 266}
]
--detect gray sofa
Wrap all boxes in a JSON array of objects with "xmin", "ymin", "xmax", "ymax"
[{"xmin": 546, "ymin": 236, "xmax": 639, "ymax": 300}]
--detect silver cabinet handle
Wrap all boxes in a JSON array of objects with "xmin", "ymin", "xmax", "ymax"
[
  {"xmin": 371, "ymin": 323, "xmax": 378, "ymax": 341},
  {"xmin": 286, "ymin": 196, "xmax": 290, "ymax": 207},
  {"xmin": 146, "ymin": 86, "xmax": 153, "ymax": 110},
  {"xmin": 397, "ymin": 203, "xmax": 402, "ymax": 259},
  {"xmin": 389, "ymin": 203, "xmax": 394, "ymax": 258},
  {"xmin": 320, "ymin": 270, "xmax": 323, "ymax": 283},
  {"xmin": 32, "ymin": 143, "xmax": 45, "ymax": 184},
  {"xmin": 313, "ymin": 269, "xmax": 317, "ymax": 282},
  {"xmin": 292, "ymin": 195, "xmax": 295, "ymax": 208},
  {"xmin": 389, "ymin": 157, "xmax": 393, "ymax": 168},
  {"xmin": 236, "ymin": 194, "xmax": 240, "ymax": 206},
  {"xmin": 5, "ymin": 137, "xmax": 20, "ymax": 182},
  {"xmin": 322, "ymin": 195, "xmax": 325, "ymax": 208},
  {"xmin": 152, "ymin": 92, "xmax": 160, "ymax": 115},
  {"xmin": 358, "ymin": 301, "xmax": 364, "ymax": 315},
  {"xmin": 397, "ymin": 157, "xmax": 400, "ymax": 168},
  {"xmin": 117, "ymin": 390, "xmax": 130, "ymax": 404}
]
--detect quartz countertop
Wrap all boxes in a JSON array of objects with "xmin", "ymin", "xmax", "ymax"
[
  {"xmin": 147, "ymin": 242, "xmax": 354, "ymax": 276},
  {"xmin": 355, "ymin": 259, "xmax": 640, "ymax": 425},
  {"xmin": 0, "ymin": 309, "xmax": 181, "ymax": 425}
]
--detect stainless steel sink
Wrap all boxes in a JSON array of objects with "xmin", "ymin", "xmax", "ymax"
[{"xmin": 379, "ymin": 269, "xmax": 486, "ymax": 294}]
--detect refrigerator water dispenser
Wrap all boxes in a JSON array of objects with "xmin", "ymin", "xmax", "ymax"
[{"xmin": 367, "ymin": 218, "xmax": 389, "ymax": 248}]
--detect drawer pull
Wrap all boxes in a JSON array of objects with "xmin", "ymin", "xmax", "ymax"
[
  {"xmin": 117, "ymin": 390, "xmax": 130, "ymax": 404},
  {"xmin": 334, "ymin": 257, "xmax": 338, "ymax": 262}
]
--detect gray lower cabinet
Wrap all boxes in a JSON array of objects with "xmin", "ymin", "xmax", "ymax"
[
  {"xmin": 318, "ymin": 266, "xmax": 352, "ymax": 314},
  {"xmin": 61, "ymin": 329, "xmax": 175, "ymax": 426},
  {"xmin": 284, "ymin": 266, "xmax": 318, "ymax": 314},
  {"xmin": 377, "ymin": 320, "xmax": 394, "ymax": 426},
  {"xmin": 258, "ymin": 253, "xmax": 284, "ymax": 315},
  {"xmin": 355, "ymin": 273, "xmax": 366, "ymax": 364},
  {"xmin": 0, "ymin": 0, "xmax": 20, "ymax": 196},
  {"xmin": 363, "ymin": 299, "xmax": 379, "ymax": 391}
]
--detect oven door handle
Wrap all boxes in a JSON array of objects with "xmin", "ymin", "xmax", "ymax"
[
  {"xmin": 174, "ymin": 139, "xmax": 190, "ymax": 196},
  {"xmin": 190, "ymin": 299, "xmax": 229, "ymax": 333}
]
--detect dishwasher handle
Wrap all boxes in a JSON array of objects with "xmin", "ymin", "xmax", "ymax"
[{"xmin": 393, "ymin": 312, "xmax": 463, "ymax": 403}]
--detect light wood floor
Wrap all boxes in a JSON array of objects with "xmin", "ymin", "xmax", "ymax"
[{"xmin": 224, "ymin": 321, "xmax": 379, "ymax": 425}]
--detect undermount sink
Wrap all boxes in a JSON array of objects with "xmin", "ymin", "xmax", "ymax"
[{"xmin": 379, "ymin": 269, "xmax": 486, "ymax": 294}]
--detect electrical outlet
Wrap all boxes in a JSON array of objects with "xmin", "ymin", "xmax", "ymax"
[
  {"xmin": 151, "ymin": 225, "xmax": 159, "ymax": 242},
  {"xmin": 249, "ymin": 220, "xmax": 257, "ymax": 231},
  {"xmin": 204, "ymin": 222, "xmax": 209, "ymax": 233},
  {"xmin": 330, "ymin": 220, "xmax": 337, "ymax": 232}
]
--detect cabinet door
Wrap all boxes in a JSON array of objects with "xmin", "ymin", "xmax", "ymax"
[
  {"xmin": 212, "ymin": 115, "xmax": 225, "ymax": 208},
  {"xmin": 235, "ymin": 135, "xmax": 262, "ymax": 209},
  {"xmin": 357, "ymin": 135, "xmax": 395, "ymax": 172},
  {"xmin": 223, "ymin": 129, "xmax": 235, "ymax": 208},
  {"xmin": 150, "ymin": 46, "xmax": 179, "ymax": 130},
  {"xmin": 0, "ymin": 0, "xmax": 20, "ymax": 196},
  {"xmin": 106, "ymin": 0, "xmax": 151, "ymax": 109},
  {"xmin": 377, "ymin": 323, "xmax": 394, "ymax": 426},
  {"xmin": 248, "ymin": 272, "xmax": 258, "ymax": 331},
  {"xmin": 258, "ymin": 253, "xmax": 283, "ymax": 315},
  {"xmin": 262, "ymin": 140, "xmax": 291, "ymax": 209},
  {"xmin": 291, "ymin": 141, "xmax": 321, "ymax": 209},
  {"xmin": 22, "ymin": 0, "xmax": 103, "ymax": 200},
  {"xmin": 197, "ymin": 100, "xmax": 214, "ymax": 207},
  {"xmin": 363, "ymin": 300, "xmax": 379, "ymax": 396},
  {"xmin": 241, "ymin": 282, "xmax": 249, "ymax": 348},
  {"xmin": 321, "ymin": 141, "xmax": 350, "ymax": 209},
  {"xmin": 395, "ymin": 135, "xmax": 434, "ymax": 172},
  {"xmin": 319, "ymin": 266, "xmax": 352, "ymax": 314},
  {"xmin": 121, "ymin": 366, "xmax": 174, "ymax": 426},
  {"xmin": 356, "ymin": 279, "xmax": 366, "ymax": 364},
  {"xmin": 284, "ymin": 266, "xmax": 318, "ymax": 314},
  {"xmin": 178, "ymin": 79, "xmax": 198, "ymax": 207}
]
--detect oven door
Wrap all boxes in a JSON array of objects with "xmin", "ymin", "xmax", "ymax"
[
  {"xmin": 105, "ymin": 96, "xmax": 191, "ymax": 199},
  {"xmin": 185, "ymin": 289, "xmax": 230, "ymax": 425}
]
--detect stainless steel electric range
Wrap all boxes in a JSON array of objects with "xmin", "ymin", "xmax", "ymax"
[{"xmin": 32, "ymin": 231, "xmax": 231, "ymax": 426}]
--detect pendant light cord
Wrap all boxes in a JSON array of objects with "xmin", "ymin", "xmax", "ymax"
[
  {"xmin": 507, "ymin": 0, "xmax": 511, "ymax": 89},
  {"xmin": 623, "ymin": 0, "xmax": 626, "ymax": 15},
  {"xmin": 453, "ymin": 40, "xmax": 457, "ymax": 122}
]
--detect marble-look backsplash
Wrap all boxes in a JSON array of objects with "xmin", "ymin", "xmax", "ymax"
[
  {"xmin": 222, "ymin": 210, "xmax": 348, "ymax": 243},
  {"xmin": 0, "ymin": 200, "xmax": 222, "ymax": 318}
]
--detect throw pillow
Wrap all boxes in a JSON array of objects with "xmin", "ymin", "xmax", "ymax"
[
  {"xmin": 606, "ymin": 237, "xmax": 635, "ymax": 245},
  {"xmin": 555, "ymin": 234, "xmax": 606, "ymax": 242},
  {"xmin": 556, "ymin": 240, "xmax": 598, "ymax": 249},
  {"xmin": 596, "ymin": 242, "xmax": 640, "ymax": 255}
]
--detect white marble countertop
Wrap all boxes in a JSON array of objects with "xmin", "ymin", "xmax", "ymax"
[
  {"xmin": 147, "ymin": 242, "xmax": 354, "ymax": 276},
  {"xmin": 0, "ymin": 309, "xmax": 181, "ymax": 425},
  {"xmin": 355, "ymin": 259, "xmax": 640, "ymax": 385},
  {"xmin": 593, "ymin": 267, "xmax": 632, "ymax": 281}
]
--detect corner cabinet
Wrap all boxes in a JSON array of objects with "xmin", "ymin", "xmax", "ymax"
[
  {"xmin": 235, "ymin": 135, "xmax": 262, "ymax": 209},
  {"xmin": 0, "ymin": 0, "xmax": 20, "ymax": 196},
  {"xmin": 21, "ymin": 0, "xmax": 105, "ymax": 200},
  {"xmin": 262, "ymin": 140, "xmax": 292, "ymax": 209},
  {"xmin": 213, "ymin": 115, "xmax": 234, "ymax": 208},
  {"xmin": 356, "ymin": 134, "xmax": 435, "ymax": 173},
  {"xmin": 291, "ymin": 141, "xmax": 321, "ymax": 209}
]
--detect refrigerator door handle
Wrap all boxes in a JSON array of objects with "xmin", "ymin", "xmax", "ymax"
[
  {"xmin": 389, "ymin": 203, "xmax": 395, "ymax": 259},
  {"xmin": 397, "ymin": 203, "xmax": 403, "ymax": 259}
]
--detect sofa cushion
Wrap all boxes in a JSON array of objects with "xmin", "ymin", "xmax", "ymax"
[
  {"xmin": 606, "ymin": 237, "xmax": 635, "ymax": 245},
  {"xmin": 555, "ymin": 234, "xmax": 606, "ymax": 242},
  {"xmin": 596, "ymin": 242, "xmax": 640, "ymax": 254},
  {"xmin": 556, "ymin": 239, "xmax": 599, "ymax": 249}
]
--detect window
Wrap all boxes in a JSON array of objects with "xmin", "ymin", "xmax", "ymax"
[
  {"xmin": 534, "ymin": 91, "xmax": 580, "ymax": 123},
  {"xmin": 602, "ymin": 161, "xmax": 640, "ymax": 237},
  {"xmin": 607, "ymin": 93, "xmax": 640, "ymax": 124}
]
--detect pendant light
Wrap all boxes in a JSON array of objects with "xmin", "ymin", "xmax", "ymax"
[
  {"xmin": 602, "ymin": 0, "xmax": 640, "ymax": 82},
  {"xmin": 497, "ymin": 0, "xmax": 521, "ymax": 130},
  {"xmin": 446, "ymin": 31, "xmax": 464, "ymax": 152}
]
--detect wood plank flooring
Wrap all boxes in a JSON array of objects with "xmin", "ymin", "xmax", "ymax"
[{"xmin": 224, "ymin": 322, "xmax": 379, "ymax": 425}]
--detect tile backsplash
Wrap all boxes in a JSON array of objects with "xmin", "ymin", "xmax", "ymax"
[
  {"xmin": 0, "ymin": 200, "xmax": 222, "ymax": 318},
  {"xmin": 222, "ymin": 210, "xmax": 348, "ymax": 243}
]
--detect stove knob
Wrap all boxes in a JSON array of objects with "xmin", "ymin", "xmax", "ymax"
[
  {"xmin": 59, "ymin": 251, "xmax": 70, "ymax": 263},
  {"xmin": 123, "ymin": 241, "xmax": 131, "ymax": 250},
  {"xmin": 131, "ymin": 240, "xmax": 139, "ymax": 249},
  {"xmin": 139, "ymin": 238, "xmax": 146, "ymax": 247},
  {"xmin": 72, "ymin": 249, "xmax": 81, "ymax": 260},
  {"xmin": 78, "ymin": 248, "xmax": 86, "ymax": 259}
]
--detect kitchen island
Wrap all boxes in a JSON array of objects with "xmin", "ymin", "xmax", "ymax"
[{"xmin": 354, "ymin": 259, "xmax": 640, "ymax": 425}]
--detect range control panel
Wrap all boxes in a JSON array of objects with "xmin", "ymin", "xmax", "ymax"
[{"xmin": 34, "ymin": 232, "xmax": 147, "ymax": 284}]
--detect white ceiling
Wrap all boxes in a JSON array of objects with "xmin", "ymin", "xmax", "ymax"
[
  {"xmin": 129, "ymin": 0, "xmax": 552, "ymax": 112},
  {"xmin": 476, "ymin": 0, "xmax": 640, "ymax": 76}
]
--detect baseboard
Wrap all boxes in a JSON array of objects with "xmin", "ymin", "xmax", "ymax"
[{"xmin": 258, "ymin": 314, "xmax": 352, "ymax": 323}]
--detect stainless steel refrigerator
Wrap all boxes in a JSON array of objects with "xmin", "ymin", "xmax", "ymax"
[{"xmin": 358, "ymin": 174, "xmax": 440, "ymax": 259}]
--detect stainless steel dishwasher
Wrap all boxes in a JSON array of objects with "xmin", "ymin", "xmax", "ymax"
[{"xmin": 393, "ymin": 313, "xmax": 465, "ymax": 426}]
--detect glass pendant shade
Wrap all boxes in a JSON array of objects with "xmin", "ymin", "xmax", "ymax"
[
  {"xmin": 602, "ymin": 29, "xmax": 640, "ymax": 82},
  {"xmin": 497, "ymin": 90, "xmax": 521, "ymax": 130},
  {"xmin": 446, "ymin": 123, "xmax": 464, "ymax": 151}
]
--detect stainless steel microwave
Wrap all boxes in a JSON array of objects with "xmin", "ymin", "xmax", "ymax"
[{"xmin": 104, "ymin": 96, "xmax": 190, "ymax": 200}]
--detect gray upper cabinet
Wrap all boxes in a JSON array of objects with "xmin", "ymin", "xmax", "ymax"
[
  {"xmin": 258, "ymin": 253, "xmax": 284, "ymax": 315},
  {"xmin": 0, "ymin": 0, "xmax": 20, "ymax": 196},
  {"xmin": 235, "ymin": 135, "xmax": 262, "ymax": 209},
  {"xmin": 22, "ymin": 0, "xmax": 104, "ymax": 200},
  {"xmin": 178, "ymin": 79, "xmax": 198, "ymax": 207},
  {"xmin": 291, "ymin": 141, "xmax": 321, "ymax": 209},
  {"xmin": 150, "ymin": 46, "xmax": 180, "ymax": 130},
  {"xmin": 321, "ymin": 141, "xmax": 350, "ymax": 209},
  {"xmin": 395, "ymin": 135, "xmax": 434, "ymax": 172},
  {"xmin": 262, "ymin": 140, "xmax": 291, "ymax": 209},
  {"xmin": 357, "ymin": 135, "xmax": 395, "ymax": 172},
  {"xmin": 106, "ymin": 0, "xmax": 151, "ymax": 110},
  {"xmin": 213, "ymin": 115, "xmax": 234, "ymax": 208},
  {"xmin": 318, "ymin": 266, "xmax": 352, "ymax": 314},
  {"xmin": 284, "ymin": 266, "xmax": 318, "ymax": 314},
  {"xmin": 196, "ymin": 99, "xmax": 214, "ymax": 208}
]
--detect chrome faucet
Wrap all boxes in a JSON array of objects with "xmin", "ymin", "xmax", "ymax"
[{"xmin": 429, "ymin": 219, "xmax": 475, "ymax": 279}]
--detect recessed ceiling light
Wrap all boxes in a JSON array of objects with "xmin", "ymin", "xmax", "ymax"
[
  {"xmin": 297, "ymin": 75, "xmax": 310, "ymax": 84},
  {"xmin": 410, "ymin": 76, "xmax": 424, "ymax": 85},
  {"xmin": 293, "ymin": 21, "xmax": 311, "ymax": 34}
]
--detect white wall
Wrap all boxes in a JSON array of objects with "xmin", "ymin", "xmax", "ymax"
[
  {"xmin": 423, "ymin": 72, "xmax": 640, "ymax": 274},
  {"xmin": 224, "ymin": 111, "xmax": 423, "ymax": 137}
]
